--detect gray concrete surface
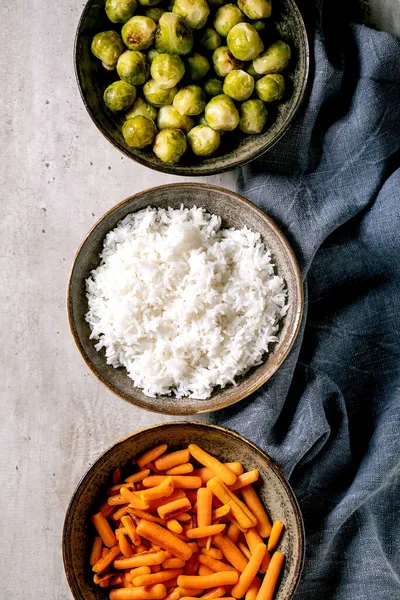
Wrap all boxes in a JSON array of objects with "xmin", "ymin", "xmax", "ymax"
[{"xmin": 0, "ymin": 1, "xmax": 396, "ymax": 598}]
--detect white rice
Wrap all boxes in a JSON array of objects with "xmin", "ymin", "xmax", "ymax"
[{"xmin": 85, "ymin": 206, "xmax": 288, "ymax": 399}]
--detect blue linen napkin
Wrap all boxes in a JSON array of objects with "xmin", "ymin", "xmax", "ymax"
[{"xmin": 212, "ymin": 1, "xmax": 400, "ymax": 597}]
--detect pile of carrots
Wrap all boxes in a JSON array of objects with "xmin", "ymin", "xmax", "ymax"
[{"xmin": 89, "ymin": 443, "xmax": 286, "ymax": 600}]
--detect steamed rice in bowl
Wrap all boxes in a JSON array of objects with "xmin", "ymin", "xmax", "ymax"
[{"xmin": 85, "ymin": 206, "xmax": 288, "ymax": 399}]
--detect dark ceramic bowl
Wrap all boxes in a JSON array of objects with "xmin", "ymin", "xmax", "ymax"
[
  {"xmin": 67, "ymin": 183, "xmax": 303, "ymax": 414},
  {"xmin": 63, "ymin": 422, "xmax": 305, "ymax": 600},
  {"xmin": 74, "ymin": 0, "xmax": 309, "ymax": 176}
]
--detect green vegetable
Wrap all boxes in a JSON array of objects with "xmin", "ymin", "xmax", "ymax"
[
  {"xmin": 117, "ymin": 50, "xmax": 149, "ymax": 85},
  {"xmin": 252, "ymin": 40, "xmax": 291, "ymax": 74},
  {"xmin": 252, "ymin": 19, "xmax": 266, "ymax": 33},
  {"xmin": 187, "ymin": 124, "xmax": 220, "ymax": 155},
  {"xmin": 239, "ymin": 98, "xmax": 268, "ymax": 133},
  {"xmin": 226, "ymin": 23, "xmax": 264, "ymax": 61},
  {"xmin": 148, "ymin": 48, "xmax": 161, "ymax": 62},
  {"xmin": 143, "ymin": 79, "xmax": 178, "ymax": 106},
  {"xmin": 255, "ymin": 73, "xmax": 285, "ymax": 101},
  {"xmin": 186, "ymin": 53, "xmax": 210, "ymax": 80},
  {"xmin": 223, "ymin": 69, "xmax": 254, "ymax": 101},
  {"xmin": 172, "ymin": 0, "xmax": 210, "ymax": 30},
  {"xmin": 139, "ymin": 0, "xmax": 162, "ymax": 6},
  {"xmin": 103, "ymin": 80, "xmax": 136, "ymax": 111},
  {"xmin": 105, "ymin": 0, "xmax": 137, "ymax": 23},
  {"xmin": 145, "ymin": 7, "xmax": 165, "ymax": 22},
  {"xmin": 173, "ymin": 84, "xmax": 205, "ymax": 115},
  {"xmin": 246, "ymin": 62, "xmax": 262, "ymax": 79},
  {"xmin": 153, "ymin": 128, "xmax": 187, "ymax": 162},
  {"xmin": 212, "ymin": 46, "xmax": 243, "ymax": 77},
  {"xmin": 125, "ymin": 96, "xmax": 158, "ymax": 121},
  {"xmin": 199, "ymin": 28, "xmax": 221, "ymax": 51},
  {"xmin": 155, "ymin": 12, "xmax": 194, "ymax": 55},
  {"xmin": 122, "ymin": 16, "xmax": 157, "ymax": 50},
  {"xmin": 213, "ymin": 4, "xmax": 245, "ymax": 37},
  {"xmin": 204, "ymin": 94, "xmax": 239, "ymax": 131},
  {"xmin": 91, "ymin": 31, "xmax": 125, "ymax": 70},
  {"xmin": 237, "ymin": 0, "xmax": 271, "ymax": 19},
  {"xmin": 204, "ymin": 77, "xmax": 223, "ymax": 97},
  {"xmin": 122, "ymin": 115, "xmax": 156, "ymax": 147},
  {"xmin": 157, "ymin": 105, "xmax": 194, "ymax": 131},
  {"xmin": 151, "ymin": 53, "xmax": 185, "ymax": 88}
]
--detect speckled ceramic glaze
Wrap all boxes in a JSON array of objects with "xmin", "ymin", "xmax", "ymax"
[
  {"xmin": 74, "ymin": 0, "xmax": 309, "ymax": 176},
  {"xmin": 63, "ymin": 423, "xmax": 305, "ymax": 600},
  {"xmin": 67, "ymin": 184, "xmax": 303, "ymax": 414}
]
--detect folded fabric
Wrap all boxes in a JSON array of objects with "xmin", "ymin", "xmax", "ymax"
[{"xmin": 212, "ymin": 1, "xmax": 400, "ymax": 597}]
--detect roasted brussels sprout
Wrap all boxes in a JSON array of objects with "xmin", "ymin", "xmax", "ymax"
[
  {"xmin": 103, "ymin": 80, "xmax": 136, "ymax": 111},
  {"xmin": 212, "ymin": 46, "xmax": 243, "ymax": 77},
  {"xmin": 238, "ymin": 0, "xmax": 271, "ymax": 19},
  {"xmin": 91, "ymin": 31, "xmax": 125, "ymax": 70},
  {"xmin": 157, "ymin": 105, "xmax": 194, "ymax": 131},
  {"xmin": 145, "ymin": 7, "xmax": 165, "ymax": 22},
  {"xmin": 187, "ymin": 124, "xmax": 220, "ymax": 155},
  {"xmin": 199, "ymin": 28, "xmax": 221, "ymax": 51},
  {"xmin": 106, "ymin": 0, "xmax": 137, "ymax": 23},
  {"xmin": 153, "ymin": 129, "xmax": 187, "ymax": 162},
  {"xmin": 125, "ymin": 96, "xmax": 158, "ymax": 121},
  {"xmin": 155, "ymin": 12, "xmax": 194, "ymax": 55},
  {"xmin": 143, "ymin": 79, "xmax": 178, "ymax": 106},
  {"xmin": 239, "ymin": 98, "xmax": 268, "ymax": 133},
  {"xmin": 122, "ymin": 16, "xmax": 157, "ymax": 50},
  {"xmin": 151, "ymin": 53, "xmax": 185, "ymax": 88},
  {"xmin": 204, "ymin": 77, "xmax": 223, "ymax": 97},
  {"xmin": 227, "ymin": 23, "xmax": 264, "ymax": 61},
  {"xmin": 213, "ymin": 4, "xmax": 245, "ymax": 37},
  {"xmin": 173, "ymin": 0, "xmax": 210, "ymax": 29},
  {"xmin": 117, "ymin": 50, "xmax": 149, "ymax": 85},
  {"xmin": 252, "ymin": 40, "xmax": 291, "ymax": 74},
  {"xmin": 223, "ymin": 69, "xmax": 254, "ymax": 101},
  {"xmin": 122, "ymin": 115, "xmax": 156, "ymax": 147},
  {"xmin": 173, "ymin": 84, "xmax": 205, "ymax": 115},
  {"xmin": 186, "ymin": 53, "xmax": 210, "ymax": 80},
  {"xmin": 204, "ymin": 94, "xmax": 239, "ymax": 131},
  {"xmin": 255, "ymin": 73, "xmax": 285, "ymax": 101}
]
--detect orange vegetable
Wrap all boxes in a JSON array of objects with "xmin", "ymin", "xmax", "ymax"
[
  {"xmin": 197, "ymin": 488, "xmax": 212, "ymax": 528},
  {"xmin": 267, "ymin": 521, "xmax": 284, "ymax": 552},
  {"xmin": 89, "ymin": 536, "xmax": 103, "ymax": 566},
  {"xmin": 193, "ymin": 464, "xmax": 244, "ymax": 485},
  {"xmin": 212, "ymin": 533, "xmax": 248, "ymax": 572},
  {"xmin": 201, "ymin": 586, "xmax": 227, "ymax": 599},
  {"xmin": 143, "ymin": 476, "xmax": 202, "ymax": 490},
  {"xmin": 238, "ymin": 543, "xmax": 252, "ymax": 561},
  {"xmin": 167, "ymin": 519, "xmax": 184, "ymax": 534},
  {"xmin": 121, "ymin": 515, "xmax": 141, "ymax": 546},
  {"xmin": 255, "ymin": 552, "xmax": 284, "ymax": 600},
  {"xmin": 121, "ymin": 487, "xmax": 150, "ymax": 509},
  {"xmin": 231, "ymin": 544, "xmax": 267, "ymax": 598},
  {"xmin": 92, "ymin": 545, "xmax": 121, "ymax": 573},
  {"xmin": 137, "ymin": 444, "xmax": 168, "ymax": 468},
  {"xmin": 132, "ymin": 568, "xmax": 183, "ymax": 587},
  {"xmin": 212, "ymin": 505, "xmax": 230, "ymax": 520},
  {"xmin": 113, "ymin": 550, "xmax": 167, "ymax": 569},
  {"xmin": 112, "ymin": 506, "xmax": 129, "ymax": 521},
  {"xmin": 230, "ymin": 471, "xmax": 259, "ymax": 491},
  {"xmin": 245, "ymin": 577, "xmax": 261, "ymax": 600},
  {"xmin": 130, "ymin": 566, "xmax": 152, "ymax": 577},
  {"xmin": 187, "ymin": 524, "xmax": 226, "ymax": 539},
  {"xmin": 116, "ymin": 529, "xmax": 134, "ymax": 557},
  {"xmin": 125, "ymin": 469, "xmax": 151, "ymax": 483},
  {"xmin": 109, "ymin": 584, "xmax": 167, "ymax": 599},
  {"xmin": 155, "ymin": 449, "xmax": 191, "ymax": 471},
  {"xmin": 136, "ymin": 519, "xmax": 193, "ymax": 561},
  {"xmin": 240, "ymin": 486, "xmax": 271, "ymax": 539},
  {"xmin": 198, "ymin": 554, "xmax": 239, "ymax": 574},
  {"xmin": 200, "ymin": 548, "xmax": 223, "ymax": 560},
  {"xmin": 178, "ymin": 572, "xmax": 239, "ymax": 589},
  {"xmin": 166, "ymin": 463, "xmax": 195, "ymax": 475},
  {"xmin": 158, "ymin": 498, "xmax": 192, "ymax": 520},
  {"xmin": 207, "ymin": 478, "xmax": 256, "ymax": 530},
  {"xmin": 126, "ymin": 507, "xmax": 165, "ymax": 525},
  {"xmin": 226, "ymin": 523, "xmax": 240, "ymax": 543},
  {"xmin": 91, "ymin": 512, "xmax": 117, "ymax": 548},
  {"xmin": 188, "ymin": 445, "xmax": 237, "ymax": 486},
  {"xmin": 163, "ymin": 557, "xmax": 186, "ymax": 569}
]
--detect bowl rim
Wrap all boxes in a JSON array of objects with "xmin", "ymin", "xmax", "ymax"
[
  {"xmin": 62, "ymin": 421, "xmax": 305, "ymax": 600},
  {"xmin": 73, "ymin": 0, "xmax": 310, "ymax": 176},
  {"xmin": 67, "ymin": 182, "xmax": 303, "ymax": 415}
]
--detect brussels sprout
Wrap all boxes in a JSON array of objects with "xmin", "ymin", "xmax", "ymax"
[
  {"xmin": 212, "ymin": 46, "xmax": 243, "ymax": 77},
  {"xmin": 125, "ymin": 96, "xmax": 158, "ymax": 120},
  {"xmin": 122, "ymin": 115, "xmax": 156, "ymax": 147},
  {"xmin": 227, "ymin": 23, "xmax": 264, "ymax": 61},
  {"xmin": 204, "ymin": 94, "xmax": 239, "ymax": 131},
  {"xmin": 153, "ymin": 129, "xmax": 187, "ymax": 163},
  {"xmin": 187, "ymin": 125, "xmax": 220, "ymax": 156},
  {"xmin": 239, "ymin": 98, "xmax": 268, "ymax": 133},
  {"xmin": 155, "ymin": 12, "xmax": 194, "ymax": 56},
  {"xmin": 122, "ymin": 16, "xmax": 156, "ymax": 50},
  {"xmin": 213, "ymin": 4, "xmax": 245, "ymax": 37},
  {"xmin": 252, "ymin": 40, "xmax": 291, "ymax": 74},
  {"xmin": 157, "ymin": 105, "xmax": 194, "ymax": 131},
  {"xmin": 223, "ymin": 69, "xmax": 254, "ymax": 101},
  {"xmin": 252, "ymin": 19, "xmax": 266, "ymax": 33},
  {"xmin": 255, "ymin": 73, "xmax": 285, "ymax": 101},
  {"xmin": 173, "ymin": 0, "xmax": 210, "ymax": 29},
  {"xmin": 199, "ymin": 28, "xmax": 221, "ymax": 52},
  {"xmin": 186, "ymin": 53, "xmax": 210, "ymax": 80},
  {"xmin": 143, "ymin": 79, "xmax": 178, "ymax": 106},
  {"xmin": 197, "ymin": 113, "xmax": 208, "ymax": 126},
  {"xmin": 246, "ymin": 62, "xmax": 262, "ymax": 78},
  {"xmin": 91, "ymin": 31, "xmax": 125, "ymax": 70},
  {"xmin": 105, "ymin": 0, "xmax": 137, "ymax": 23},
  {"xmin": 173, "ymin": 85, "xmax": 205, "ymax": 116},
  {"xmin": 145, "ymin": 7, "xmax": 165, "ymax": 21},
  {"xmin": 148, "ymin": 48, "xmax": 161, "ymax": 62},
  {"xmin": 117, "ymin": 50, "xmax": 149, "ymax": 85},
  {"xmin": 238, "ymin": 0, "xmax": 271, "ymax": 19},
  {"xmin": 151, "ymin": 53, "xmax": 185, "ymax": 88},
  {"xmin": 204, "ymin": 77, "xmax": 223, "ymax": 97},
  {"xmin": 103, "ymin": 80, "xmax": 136, "ymax": 111},
  {"xmin": 139, "ymin": 0, "xmax": 162, "ymax": 6}
]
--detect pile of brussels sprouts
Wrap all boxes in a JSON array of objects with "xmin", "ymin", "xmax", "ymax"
[{"xmin": 91, "ymin": 0, "xmax": 291, "ymax": 164}]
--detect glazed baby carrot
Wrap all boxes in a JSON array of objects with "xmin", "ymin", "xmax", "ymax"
[
  {"xmin": 108, "ymin": 494, "xmax": 130, "ymax": 506},
  {"xmin": 121, "ymin": 515, "xmax": 141, "ymax": 546},
  {"xmin": 199, "ymin": 565, "xmax": 215, "ymax": 576},
  {"xmin": 167, "ymin": 463, "xmax": 195, "ymax": 475},
  {"xmin": 132, "ymin": 569, "xmax": 183, "ymax": 587},
  {"xmin": 267, "ymin": 521, "xmax": 284, "ymax": 552},
  {"xmin": 140, "ymin": 476, "xmax": 174, "ymax": 501},
  {"xmin": 193, "ymin": 463, "xmax": 244, "ymax": 485},
  {"xmin": 136, "ymin": 519, "xmax": 193, "ymax": 561},
  {"xmin": 167, "ymin": 519, "xmax": 184, "ymax": 534},
  {"xmin": 197, "ymin": 488, "xmax": 212, "ymax": 528},
  {"xmin": 112, "ymin": 506, "xmax": 129, "ymax": 521},
  {"xmin": 201, "ymin": 587, "xmax": 227, "ymax": 599},
  {"xmin": 178, "ymin": 572, "xmax": 239, "ymax": 589},
  {"xmin": 113, "ymin": 550, "xmax": 167, "ymax": 569},
  {"xmin": 198, "ymin": 554, "xmax": 239, "ymax": 573},
  {"xmin": 158, "ymin": 498, "xmax": 192, "ymax": 520},
  {"xmin": 245, "ymin": 578, "xmax": 261, "ymax": 600},
  {"xmin": 231, "ymin": 544, "xmax": 267, "ymax": 599},
  {"xmin": 148, "ymin": 489, "xmax": 187, "ymax": 511},
  {"xmin": 143, "ymin": 476, "xmax": 202, "ymax": 489},
  {"xmin": 127, "ymin": 508, "xmax": 165, "ymax": 524},
  {"xmin": 238, "ymin": 543, "xmax": 252, "ymax": 561},
  {"xmin": 125, "ymin": 469, "xmax": 151, "ymax": 483},
  {"xmin": 155, "ymin": 450, "xmax": 190, "ymax": 471},
  {"xmin": 201, "ymin": 548, "xmax": 223, "ymax": 560},
  {"xmin": 163, "ymin": 557, "xmax": 186, "ymax": 569},
  {"xmin": 116, "ymin": 529, "xmax": 134, "ymax": 556},
  {"xmin": 244, "ymin": 529, "xmax": 270, "ymax": 573},
  {"xmin": 89, "ymin": 536, "xmax": 103, "ymax": 566},
  {"xmin": 130, "ymin": 566, "xmax": 152, "ymax": 577},
  {"xmin": 187, "ymin": 524, "xmax": 226, "ymax": 539},
  {"xmin": 91, "ymin": 512, "xmax": 117, "ymax": 548},
  {"xmin": 137, "ymin": 444, "xmax": 168, "ymax": 468},
  {"xmin": 120, "ymin": 486, "xmax": 150, "ymax": 509},
  {"xmin": 212, "ymin": 533, "xmax": 248, "ymax": 572},
  {"xmin": 230, "ymin": 471, "xmax": 259, "ymax": 491},
  {"xmin": 92, "ymin": 545, "xmax": 121, "ymax": 573},
  {"xmin": 207, "ymin": 478, "xmax": 256, "ymax": 530},
  {"xmin": 226, "ymin": 523, "xmax": 240, "ymax": 543},
  {"xmin": 240, "ymin": 486, "xmax": 271, "ymax": 539},
  {"xmin": 188, "ymin": 445, "xmax": 237, "ymax": 486},
  {"xmin": 255, "ymin": 552, "xmax": 284, "ymax": 600},
  {"xmin": 109, "ymin": 584, "xmax": 167, "ymax": 599},
  {"xmin": 212, "ymin": 505, "xmax": 230, "ymax": 520}
]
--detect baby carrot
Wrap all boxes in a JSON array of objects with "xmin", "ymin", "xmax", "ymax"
[
  {"xmin": 199, "ymin": 565, "xmax": 215, "ymax": 576},
  {"xmin": 245, "ymin": 577, "xmax": 261, "ymax": 600},
  {"xmin": 212, "ymin": 533, "xmax": 248, "ymax": 572},
  {"xmin": 201, "ymin": 587, "xmax": 227, "ymax": 599},
  {"xmin": 120, "ymin": 487, "xmax": 150, "ymax": 509},
  {"xmin": 245, "ymin": 528, "xmax": 271, "ymax": 573},
  {"xmin": 137, "ymin": 444, "xmax": 168, "ymax": 468},
  {"xmin": 207, "ymin": 478, "xmax": 256, "ymax": 530},
  {"xmin": 136, "ymin": 519, "xmax": 193, "ymax": 561},
  {"xmin": 240, "ymin": 486, "xmax": 271, "ymax": 538},
  {"xmin": 163, "ymin": 557, "xmax": 186, "ymax": 569},
  {"xmin": 158, "ymin": 498, "xmax": 192, "ymax": 520},
  {"xmin": 99, "ymin": 498, "xmax": 116, "ymax": 518},
  {"xmin": 109, "ymin": 584, "xmax": 167, "ymax": 600},
  {"xmin": 126, "ymin": 508, "xmax": 165, "ymax": 525},
  {"xmin": 201, "ymin": 548, "xmax": 223, "ymax": 560},
  {"xmin": 116, "ymin": 529, "xmax": 134, "ymax": 557},
  {"xmin": 130, "ymin": 566, "xmax": 152, "ymax": 577},
  {"xmin": 155, "ymin": 449, "xmax": 190, "ymax": 471},
  {"xmin": 132, "ymin": 568, "xmax": 183, "ymax": 587},
  {"xmin": 92, "ymin": 545, "xmax": 121, "ymax": 573},
  {"xmin": 238, "ymin": 543, "xmax": 252, "ymax": 561},
  {"xmin": 193, "ymin": 463, "xmax": 244, "ymax": 485},
  {"xmin": 107, "ymin": 482, "xmax": 135, "ymax": 496},
  {"xmin": 112, "ymin": 506, "xmax": 129, "ymax": 521},
  {"xmin": 108, "ymin": 494, "xmax": 130, "ymax": 506},
  {"xmin": 187, "ymin": 524, "xmax": 226, "ymax": 539},
  {"xmin": 255, "ymin": 552, "xmax": 285, "ymax": 600},
  {"xmin": 121, "ymin": 515, "xmax": 141, "ymax": 546},
  {"xmin": 198, "ymin": 554, "xmax": 239, "ymax": 573},
  {"xmin": 89, "ymin": 536, "xmax": 103, "ymax": 566},
  {"xmin": 231, "ymin": 543, "xmax": 267, "ymax": 598},
  {"xmin": 148, "ymin": 489, "xmax": 187, "ymax": 511},
  {"xmin": 139, "ymin": 476, "xmax": 174, "ymax": 501},
  {"xmin": 188, "ymin": 445, "xmax": 237, "ymax": 486},
  {"xmin": 125, "ymin": 469, "xmax": 151, "ymax": 483},
  {"xmin": 91, "ymin": 512, "xmax": 117, "ymax": 548},
  {"xmin": 267, "ymin": 521, "xmax": 284, "ymax": 552},
  {"xmin": 167, "ymin": 463, "xmax": 195, "ymax": 475},
  {"xmin": 197, "ymin": 488, "xmax": 212, "ymax": 528},
  {"xmin": 226, "ymin": 523, "xmax": 240, "ymax": 543},
  {"xmin": 212, "ymin": 505, "xmax": 230, "ymax": 520},
  {"xmin": 178, "ymin": 572, "xmax": 239, "ymax": 589},
  {"xmin": 230, "ymin": 471, "xmax": 259, "ymax": 491},
  {"xmin": 167, "ymin": 520, "xmax": 184, "ymax": 534},
  {"xmin": 113, "ymin": 550, "xmax": 167, "ymax": 569},
  {"xmin": 143, "ymin": 476, "xmax": 202, "ymax": 490}
]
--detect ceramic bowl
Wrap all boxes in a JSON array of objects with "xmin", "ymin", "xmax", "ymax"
[
  {"xmin": 74, "ymin": 0, "xmax": 309, "ymax": 176},
  {"xmin": 67, "ymin": 183, "xmax": 303, "ymax": 414},
  {"xmin": 63, "ymin": 422, "xmax": 305, "ymax": 600}
]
